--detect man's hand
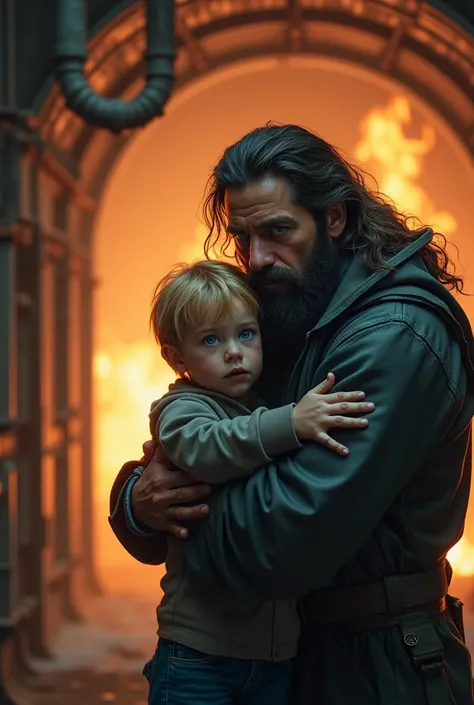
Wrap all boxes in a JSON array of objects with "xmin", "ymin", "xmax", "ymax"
[{"xmin": 131, "ymin": 440, "xmax": 212, "ymax": 539}]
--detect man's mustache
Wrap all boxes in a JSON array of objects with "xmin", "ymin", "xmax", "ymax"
[{"xmin": 248, "ymin": 266, "xmax": 301, "ymax": 288}]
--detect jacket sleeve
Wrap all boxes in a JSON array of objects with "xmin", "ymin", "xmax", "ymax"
[
  {"xmin": 108, "ymin": 460, "xmax": 168, "ymax": 565},
  {"xmin": 183, "ymin": 317, "xmax": 463, "ymax": 599},
  {"xmin": 157, "ymin": 399, "xmax": 301, "ymax": 484}
]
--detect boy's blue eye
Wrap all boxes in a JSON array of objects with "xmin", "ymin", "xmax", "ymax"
[
  {"xmin": 239, "ymin": 329, "xmax": 254, "ymax": 341},
  {"xmin": 203, "ymin": 335, "xmax": 219, "ymax": 346}
]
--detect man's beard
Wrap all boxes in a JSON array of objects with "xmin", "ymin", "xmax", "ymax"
[{"xmin": 248, "ymin": 229, "xmax": 341, "ymax": 374}]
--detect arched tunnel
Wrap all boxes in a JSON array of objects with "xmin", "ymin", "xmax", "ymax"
[{"xmin": 0, "ymin": 1, "xmax": 473, "ymax": 703}]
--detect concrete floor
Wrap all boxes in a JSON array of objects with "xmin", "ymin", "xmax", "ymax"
[
  {"xmin": 22, "ymin": 551, "xmax": 161, "ymax": 705},
  {"xmin": 26, "ymin": 590, "xmax": 156, "ymax": 705},
  {"xmin": 22, "ymin": 581, "xmax": 474, "ymax": 705},
  {"xmin": 18, "ymin": 521, "xmax": 474, "ymax": 705}
]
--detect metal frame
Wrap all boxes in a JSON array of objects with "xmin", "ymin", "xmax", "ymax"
[{"xmin": 38, "ymin": 0, "xmax": 474, "ymax": 156}]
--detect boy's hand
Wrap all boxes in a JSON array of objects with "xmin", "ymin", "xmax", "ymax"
[
  {"xmin": 292, "ymin": 373, "xmax": 375, "ymax": 455},
  {"xmin": 131, "ymin": 441, "xmax": 212, "ymax": 538}
]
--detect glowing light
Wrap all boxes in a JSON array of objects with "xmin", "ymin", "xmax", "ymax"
[
  {"xmin": 94, "ymin": 222, "xmax": 211, "ymax": 500},
  {"xmin": 94, "ymin": 352, "xmax": 112, "ymax": 379},
  {"xmin": 354, "ymin": 95, "xmax": 457, "ymax": 237},
  {"xmin": 177, "ymin": 222, "xmax": 209, "ymax": 262},
  {"xmin": 446, "ymin": 537, "xmax": 474, "ymax": 576}
]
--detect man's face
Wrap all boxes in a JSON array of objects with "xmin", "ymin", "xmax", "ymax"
[
  {"xmin": 225, "ymin": 175, "xmax": 342, "ymax": 365},
  {"xmin": 225, "ymin": 174, "xmax": 317, "ymax": 278}
]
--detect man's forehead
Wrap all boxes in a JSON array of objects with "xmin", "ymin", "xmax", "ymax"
[{"xmin": 224, "ymin": 175, "xmax": 291, "ymax": 212}]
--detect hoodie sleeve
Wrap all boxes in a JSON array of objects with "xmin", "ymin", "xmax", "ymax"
[
  {"xmin": 182, "ymin": 313, "xmax": 465, "ymax": 599},
  {"xmin": 156, "ymin": 397, "xmax": 301, "ymax": 484}
]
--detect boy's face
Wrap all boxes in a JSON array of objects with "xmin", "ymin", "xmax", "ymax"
[{"xmin": 164, "ymin": 300, "xmax": 263, "ymax": 399}]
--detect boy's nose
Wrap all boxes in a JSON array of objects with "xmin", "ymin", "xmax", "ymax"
[{"xmin": 225, "ymin": 347, "xmax": 243, "ymax": 362}]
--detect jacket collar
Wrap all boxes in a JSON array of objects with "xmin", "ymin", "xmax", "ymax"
[{"xmin": 313, "ymin": 229, "xmax": 434, "ymax": 332}]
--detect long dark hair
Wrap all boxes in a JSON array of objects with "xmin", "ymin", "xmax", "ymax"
[{"xmin": 203, "ymin": 123, "xmax": 464, "ymax": 293}]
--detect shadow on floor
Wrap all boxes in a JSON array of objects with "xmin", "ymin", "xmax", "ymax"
[
  {"xmin": 25, "ymin": 551, "xmax": 163, "ymax": 705},
  {"xmin": 24, "ymin": 592, "xmax": 474, "ymax": 705},
  {"xmin": 21, "ymin": 513, "xmax": 474, "ymax": 704}
]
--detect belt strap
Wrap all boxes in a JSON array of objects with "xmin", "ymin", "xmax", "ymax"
[
  {"xmin": 300, "ymin": 563, "xmax": 454, "ymax": 705},
  {"xmin": 399, "ymin": 611, "xmax": 455, "ymax": 705},
  {"xmin": 302, "ymin": 563, "xmax": 448, "ymax": 624}
]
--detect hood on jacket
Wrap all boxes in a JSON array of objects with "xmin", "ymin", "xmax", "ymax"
[{"xmin": 314, "ymin": 228, "xmax": 474, "ymax": 391}]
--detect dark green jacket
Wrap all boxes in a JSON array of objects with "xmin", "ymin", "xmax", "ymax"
[{"xmin": 109, "ymin": 230, "xmax": 474, "ymax": 704}]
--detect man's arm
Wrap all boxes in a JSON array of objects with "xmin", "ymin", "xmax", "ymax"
[
  {"xmin": 158, "ymin": 400, "xmax": 300, "ymax": 484},
  {"xmin": 108, "ymin": 460, "xmax": 167, "ymax": 565},
  {"xmin": 183, "ymin": 314, "xmax": 464, "ymax": 599},
  {"xmin": 108, "ymin": 446, "xmax": 212, "ymax": 563}
]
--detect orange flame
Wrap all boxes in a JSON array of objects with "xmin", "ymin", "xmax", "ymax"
[
  {"xmin": 354, "ymin": 95, "xmax": 457, "ymax": 236},
  {"xmin": 94, "ymin": 224, "xmax": 209, "ymax": 500}
]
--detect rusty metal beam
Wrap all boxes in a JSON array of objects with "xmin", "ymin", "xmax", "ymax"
[
  {"xmin": 176, "ymin": 10, "xmax": 209, "ymax": 73},
  {"xmin": 28, "ymin": 144, "xmax": 96, "ymax": 213},
  {"xmin": 288, "ymin": 0, "xmax": 304, "ymax": 53},
  {"xmin": 381, "ymin": 1, "xmax": 424, "ymax": 72}
]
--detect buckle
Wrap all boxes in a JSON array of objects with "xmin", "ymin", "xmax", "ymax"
[
  {"xmin": 413, "ymin": 653, "xmax": 446, "ymax": 676},
  {"xmin": 402, "ymin": 624, "xmax": 447, "ymax": 678}
]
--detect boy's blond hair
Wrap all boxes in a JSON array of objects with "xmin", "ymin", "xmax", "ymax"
[{"xmin": 150, "ymin": 260, "xmax": 259, "ymax": 349}]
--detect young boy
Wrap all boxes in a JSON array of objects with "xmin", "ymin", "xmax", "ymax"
[{"xmin": 143, "ymin": 260, "xmax": 374, "ymax": 705}]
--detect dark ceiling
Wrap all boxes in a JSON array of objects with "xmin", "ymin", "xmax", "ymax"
[{"xmin": 12, "ymin": 0, "xmax": 473, "ymax": 111}]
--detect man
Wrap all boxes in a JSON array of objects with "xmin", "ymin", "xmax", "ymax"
[{"xmin": 110, "ymin": 124, "xmax": 474, "ymax": 704}]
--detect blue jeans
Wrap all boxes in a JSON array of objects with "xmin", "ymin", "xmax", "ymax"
[{"xmin": 143, "ymin": 638, "xmax": 293, "ymax": 705}]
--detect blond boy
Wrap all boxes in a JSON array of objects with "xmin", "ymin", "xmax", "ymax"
[{"xmin": 138, "ymin": 260, "xmax": 373, "ymax": 705}]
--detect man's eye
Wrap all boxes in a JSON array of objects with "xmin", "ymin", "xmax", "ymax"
[
  {"xmin": 239, "ymin": 329, "xmax": 254, "ymax": 341},
  {"xmin": 232, "ymin": 232, "xmax": 249, "ymax": 242},
  {"xmin": 272, "ymin": 225, "xmax": 288, "ymax": 236},
  {"xmin": 203, "ymin": 335, "xmax": 219, "ymax": 346}
]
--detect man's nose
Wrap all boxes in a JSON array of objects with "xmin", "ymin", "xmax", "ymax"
[{"xmin": 248, "ymin": 237, "xmax": 275, "ymax": 271}]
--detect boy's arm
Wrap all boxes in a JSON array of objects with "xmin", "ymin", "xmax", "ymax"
[{"xmin": 157, "ymin": 398, "xmax": 302, "ymax": 483}]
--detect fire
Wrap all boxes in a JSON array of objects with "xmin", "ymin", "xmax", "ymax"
[
  {"xmin": 447, "ymin": 538, "xmax": 474, "ymax": 577},
  {"xmin": 96, "ymin": 96, "xmax": 470, "ymax": 575},
  {"xmin": 354, "ymin": 96, "xmax": 457, "ymax": 236},
  {"xmin": 94, "ymin": 224, "xmax": 210, "ymax": 500}
]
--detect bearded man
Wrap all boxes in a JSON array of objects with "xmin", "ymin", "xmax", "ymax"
[{"xmin": 110, "ymin": 124, "xmax": 474, "ymax": 705}]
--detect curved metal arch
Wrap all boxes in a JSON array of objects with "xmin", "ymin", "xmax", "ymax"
[
  {"xmin": 77, "ymin": 53, "xmax": 473, "ymax": 219},
  {"xmin": 37, "ymin": 0, "xmax": 473, "ymax": 165}
]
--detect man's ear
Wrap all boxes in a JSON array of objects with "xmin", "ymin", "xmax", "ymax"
[
  {"xmin": 161, "ymin": 344, "xmax": 186, "ymax": 375},
  {"xmin": 326, "ymin": 201, "xmax": 347, "ymax": 239}
]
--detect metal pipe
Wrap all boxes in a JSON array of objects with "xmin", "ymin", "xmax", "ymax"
[
  {"xmin": 1, "ymin": 0, "xmax": 17, "ymax": 108},
  {"xmin": 54, "ymin": 0, "xmax": 175, "ymax": 133}
]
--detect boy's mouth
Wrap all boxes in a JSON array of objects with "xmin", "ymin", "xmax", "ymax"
[{"xmin": 225, "ymin": 367, "xmax": 250, "ymax": 378}]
